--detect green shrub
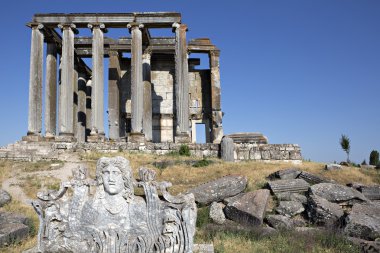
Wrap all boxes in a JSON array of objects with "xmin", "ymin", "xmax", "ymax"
[
  {"xmin": 179, "ymin": 144, "xmax": 191, "ymax": 156},
  {"xmin": 370, "ymin": 150, "xmax": 379, "ymax": 166},
  {"xmin": 193, "ymin": 159, "xmax": 211, "ymax": 168}
]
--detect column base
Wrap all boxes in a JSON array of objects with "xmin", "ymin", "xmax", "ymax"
[
  {"xmin": 22, "ymin": 133, "xmax": 44, "ymax": 142},
  {"xmin": 87, "ymin": 133, "xmax": 106, "ymax": 143},
  {"xmin": 45, "ymin": 133, "xmax": 56, "ymax": 142},
  {"xmin": 174, "ymin": 133, "xmax": 191, "ymax": 143},
  {"xmin": 55, "ymin": 133, "xmax": 76, "ymax": 142},
  {"xmin": 128, "ymin": 132, "xmax": 145, "ymax": 143}
]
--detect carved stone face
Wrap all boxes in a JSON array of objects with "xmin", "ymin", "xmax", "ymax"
[{"xmin": 102, "ymin": 164, "xmax": 124, "ymax": 195}]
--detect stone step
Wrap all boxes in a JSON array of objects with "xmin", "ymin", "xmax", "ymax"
[{"xmin": 268, "ymin": 179, "xmax": 310, "ymax": 194}]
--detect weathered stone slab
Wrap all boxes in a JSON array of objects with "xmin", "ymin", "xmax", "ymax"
[
  {"xmin": 222, "ymin": 192, "xmax": 245, "ymax": 205},
  {"xmin": 221, "ymin": 137, "xmax": 234, "ymax": 162},
  {"xmin": 188, "ymin": 175, "xmax": 247, "ymax": 205},
  {"xmin": 209, "ymin": 202, "xmax": 226, "ymax": 225},
  {"xmin": 310, "ymin": 183, "xmax": 368, "ymax": 205},
  {"xmin": 344, "ymin": 203, "xmax": 380, "ymax": 240},
  {"xmin": 276, "ymin": 201, "xmax": 305, "ymax": 217},
  {"xmin": 266, "ymin": 215, "xmax": 294, "ymax": 229},
  {"xmin": 275, "ymin": 192, "xmax": 307, "ymax": 204},
  {"xmin": 193, "ymin": 244, "xmax": 215, "ymax": 253},
  {"xmin": 0, "ymin": 189, "xmax": 11, "ymax": 207},
  {"xmin": 359, "ymin": 185, "xmax": 380, "ymax": 201},
  {"xmin": 298, "ymin": 171, "xmax": 330, "ymax": 184},
  {"xmin": 268, "ymin": 168, "xmax": 301, "ymax": 180},
  {"xmin": 268, "ymin": 179, "xmax": 310, "ymax": 194},
  {"xmin": 224, "ymin": 189, "xmax": 270, "ymax": 226},
  {"xmin": 307, "ymin": 195, "xmax": 344, "ymax": 226},
  {"xmin": 325, "ymin": 164, "xmax": 342, "ymax": 170},
  {"xmin": 0, "ymin": 223, "xmax": 29, "ymax": 246}
]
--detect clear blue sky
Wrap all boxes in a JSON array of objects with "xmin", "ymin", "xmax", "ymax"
[{"xmin": 0, "ymin": 0, "xmax": 379, "ymax": 163}]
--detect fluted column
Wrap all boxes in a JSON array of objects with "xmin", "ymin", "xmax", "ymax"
[
  {"xmin": 143, "ymin": 49, "xmax": 152, "ymax": 142},
  {"xmin": 88, "ymin": 23, "xmax": 105, "ymax": 140},
  {"xmin": 209, "ymin": 50, "xmax": 223, "ymax": 143},
  {"xmin": 76, "ymin": 72, "xmax": 87, "ymax": 143},
  {"xmin": 85, "ymin": 79, "xmax": 92, "ymax": 139},
  {"xmin": 44, "ymin": 42, "xmax": 57, "ymax": 138},
  {"xmin": 26, "ymin": 23, "xmax": 44, "ymax": 138},
  {"xmin": 172, "ymin": 23, "xmax": 190, "ymax": 143},
  {"xmin": 58, "ymin": 24, "xmax": 75, "ymax": 139},
  {"xmin": 108, "ymin": 50, "xmax": 121, "ymax": 141},
  {"xmin": 127, "ymin": 23, "xmax": 145, "ymax": 142}
]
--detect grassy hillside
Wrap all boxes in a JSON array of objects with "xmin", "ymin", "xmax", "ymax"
[{"xmin": 1, "ymin": 152, "xmax": 379, "ymax": 252}]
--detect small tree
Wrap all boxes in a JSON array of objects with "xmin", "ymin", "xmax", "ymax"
[
  {"xmin": 369, "ymin": 150, "xmax": 379, "ymax": 166},
  {"xmin": 340, "ymin": 134, "xmax": 350, "ymax": 163}
]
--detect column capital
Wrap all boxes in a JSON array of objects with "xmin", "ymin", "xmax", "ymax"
[
  {"xmin": 209, "ymin": 49, "xmax": 221, "ymax": 57},
  {"xmin": 127, "ymin": 22, "xmax": 144, "ymax": 32},
  {"xmin": 172, "ymin": 23, "xmax": 188, "ymax": 32},
  {"xmin": 143, "ymin": 47, "xmax": 152, "ymax": 57},
  {"xmin": 108, "ymin": 50, "xmax": 119, "ymax": 57},
  {"xmin": 58, "ymin": 23, "xmax": 78, "ymax": 34},
  {"xmin": 27, "ymin": 23, "xmax": 44, "ymax": 30},
  {"xmin": 88, "ymin": 23, "xmax": 107, "ymax": 33}
]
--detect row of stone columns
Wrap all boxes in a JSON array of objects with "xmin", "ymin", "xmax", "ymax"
[{"xmin": 26, "ymin": 21, "xmax": 200, "ymax": 143}]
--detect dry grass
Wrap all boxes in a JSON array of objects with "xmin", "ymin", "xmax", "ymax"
[{"xmin": 0, "ymin": 153, "xmax": 379, "ymax": 252}]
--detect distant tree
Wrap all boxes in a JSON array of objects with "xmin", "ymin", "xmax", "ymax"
[
  {"xmin": 369, "ymin": 150, "xmax": 379, "ymax": 166},
  {"xmin": 361, "ymin": 159, "xmax": 367, "ymax": 165},
  {"xmin": 340, "ymin": 134, "xmax": 351, "ymax": 163}
]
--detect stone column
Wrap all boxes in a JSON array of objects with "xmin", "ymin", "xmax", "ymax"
[
  {"xmin": 172, "ymin": 23, "xmax": 190, "ymax": 143},
  {"xmin": 209, "ymin": 50, "xmax": 223, "ymax": 143},
  {"xmin": 108, "ymin": 50, "xmax": 121, "ymax": 141},
  {"xmin": 143, "ymin": 49, "xmax": 152, "ymax": 142},
  {"xmin": 88, "ymin": 23, "xmax": 105, "ymax": 141},
  {"xmin": 57, "ymin": 24, "xmax": 76, "ymax": 141},
  {"xmin": 127, "ymin": 23, "xmax": 145, "ymax": 142},
  {"xmin": 25, "ymin": 23, "xmax": 44, "ymax": 141},
  {"xmin": 85, "ymin": 79, "xmax": 92, "ymax": 139},
  {"xmin": 76, "ymin": 72, "xmax": 87, "ymax": 143},
  {"xmin": 73, "ymin": 64, "xmax": 79, "ymax": 139},
  {"xmin": 44, "ymin": 42, "xmax": 57, "ymax": 139}
]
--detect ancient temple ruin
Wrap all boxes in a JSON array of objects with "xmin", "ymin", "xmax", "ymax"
[{"xmin": 24, "ymin": 12, "xmax": 223, "ymax": 144}]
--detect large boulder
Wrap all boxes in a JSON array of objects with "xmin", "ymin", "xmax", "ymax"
[
  {"xmin": 224, "ymin": 189, "xmax": 270, "ymax": 226},
  {"xmin": 0, "ymin": 189, "xmax": 11, "ymax": 207},
  {"xmin": 344, "ymin": 203, "xmax": 380, "ymax": 240},
  {"xmin": 268, "ymin": 179, "xmax": 310, "ymax": 195},
  {"xmin": 276, "ymin": 201, "xmax": 305, "ymax": 217},
  {"xmin": 307, "ymin": 195, "xmax": 344, "ymax": 226},
  {"xmin": 309, "ymin": 183, "xmax": 368, "ymax": 205},
  {"xmin": 187, "ymin": 175, "xmax": 247, "ymax": 205},
  {"xmin": 209, "ymin": 202, "xmax": 226, "ymax": 225},
  {"xmin": 0, "ymin": 211, "xmax": 30, "ymax": 247}
]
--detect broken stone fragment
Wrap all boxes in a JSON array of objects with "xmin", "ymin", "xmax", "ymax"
[
  {"xmin": 209, "ymin": 202, "xmax": 226, "ymax": 225},
  {"xmin": 0, "ymin": 189, "xmax": 11, "ymax": 207},
  {"xmin": 307, "ymin": 195, "xmax": 344, "ymax": 226},
  {"xmin": 266, "ymin": 215, "xmax": 294, "ymax": 230},
  {"xmin": 267, "ymin": 168, "xmax": 301, "ymax": 180},
  {"xmin": 0, "ymin": 211, "xmax": 30, "ymax": 247},
  {"xmin": 325, "ymin": 164, "xmax": 342, "ymax": 170},
  {"xmin": 344, "ymin": 202, "xmax": 380, "ymax": 241},
  {"xmin": 309, "ymin": 183, "xmax": 368, "ymax": 205},
  {"xmin": 268, "ymin": 179, "xmax": 310, "ymax": 195},
  {"xmin": 276, "ymin": 201, "xmax": 305, "ymax": 217},
  {"xmin": 297, "ymin": 171, "xmax": 331, "ymax": 185},
  {"xmin": 187, "ymin": 175, "xmax": 247, "ymax": 205},
  {"xmin": 275, "ymin": 192, "xmax": 308, "ymax": 204},
  {"xmin": 224, "ymin": 189, "xmax": 270, "ymax": 226},
  {"xmin": 358, "ymin": 185, "xmax": 380, "ymax": 201}
]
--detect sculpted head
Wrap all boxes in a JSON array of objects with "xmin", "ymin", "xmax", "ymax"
[{"xmin": 96, "ymin": 157, "xmax": 134, "ymax": 201}]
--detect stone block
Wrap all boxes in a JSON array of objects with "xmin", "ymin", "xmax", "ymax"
[
  {"xmin": 266, "ymin": 215, "xmax": 294, "ymax": 229},
  {"xmin": 298, "ymin": 171, "xmax": 330, "ymax": 185},
  {"xmin": 275, "ymin": 201, "xmax": 305, "ymax": 217},
  {"xmin": 359, "ymin": 185, "xmax": 380, "ymax": 201},
  {"xmin": 224, "ymin": 189, "xmax": 270, "ymax": 226},
  {"xmin": 221, "ymin": 137, "xmax": 234, "ymax": 162},
  {"xmin": 187, "ymin": 175, "xmax": 247, "ymax": 205},
  {"xmin": 0, "ymin": 190, "xmax": 11, "ymax": 207},
  {"xmin": 0, "ymin": 223, "xmax": 29, "ymax": 246},
  {"xmin": 325, "ymin": 164, "xmax": 342, "ymax": 170},
  {"xmin": 268, "ymin": 168, "xmax": 301, "ymax": 180},
  {"xmin": 307, "ymin": 195, "xmax": 344, "ymax": 226},
  {"xmin": 268, "ymin": 179, "xmax": 310, "ymax": 194},
  {"xmin": 209, "ymin": 202, "xmax": 226, "ymax": 225}
]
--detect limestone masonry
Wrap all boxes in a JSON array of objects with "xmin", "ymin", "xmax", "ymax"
[{"xmin": 1, "ymin": 12, "xmax": 302, "ymax": 162}]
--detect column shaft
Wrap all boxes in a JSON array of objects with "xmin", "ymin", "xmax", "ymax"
[
  {"xmin": 90, "ymin": 24, "xmax": 105, "ymax": 136},
  {"xmin": 76, "ymin": 73, "xmax": 87, "ymax": 143},
  {"xmin": 143, "ymin": 51, "xmax": 152, "ymax": 141},
  {"xmin": 73, "ymin": 65, "xmax": 79, "ymax": 138},
  {"xmin": 59, "ymin": 24, "xmax": 75, "ymax": 136},
  {"xmin": 173, "ymin": 23, "xmax": 190, "ymax": 141},
  {"xmin": 27, "ymin": 24, "xmax": 44, "ymax": 136},
  {"xmin": 45, "ymin": 42, "xmax": 57, "ymax": 137},
  {"xmin": 209, "ymin": 50, "xmax": 223, "ymax": 143},
  {"xmin": 108, "ymin": 51, "xmax": 121, "ymax": 140},
  {"xmin": 85, "ymin": 80, "xmax": 92, "ymax": 139},
  {"xmin": 129, "ymin": 24, "xmax": 144, "ymax": 135}
]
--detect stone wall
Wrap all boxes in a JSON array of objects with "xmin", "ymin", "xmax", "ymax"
[{"xmin": 234, "ymin": 143, "xmax": 302, "ymax": 163}]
